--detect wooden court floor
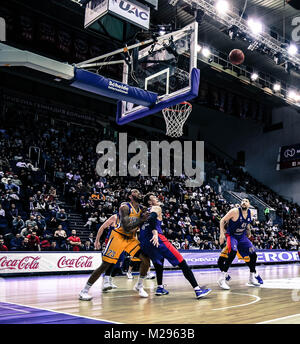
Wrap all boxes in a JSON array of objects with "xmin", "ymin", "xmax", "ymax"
[{"xmin": 1, "ymin": 264, "xmax": 300, "ymax": 324}]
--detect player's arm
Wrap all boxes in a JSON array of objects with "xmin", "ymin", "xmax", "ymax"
[
  {"xmin": 149, "ymin": 206, "xmax": 161, "ymax": 248},
  {"xmin": 119, "ymin": 204, "xmax": 149, "ymax": 233},
  {"xmin": 219, "ymin": 208, "xmax": 237, "ymax": 244},
  {"xmin": 246, "ymin": 223, "xmax": 252, "ymax": 238},
  {"xmin": 94, "ymin": 214, "xmax": 116, "ymax": 250}
]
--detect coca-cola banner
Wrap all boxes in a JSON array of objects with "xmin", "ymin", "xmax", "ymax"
[
  {"xmin": 0, "ymin": 252, "xmax": 102, "ymax": 274},
  {"xmin": 0, "ymin": 250, "xmax": 299, "ymax": 275}
]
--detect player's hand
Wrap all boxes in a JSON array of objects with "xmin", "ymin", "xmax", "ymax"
[
  {"xmin": 150, "ymin": 234, "xmax": 159, "ymax": 248},
  {"xmin": 94, "ymin": 240, "xmax": 101, "ymax": 250},
  {"xmin": 219, "ymin": 233, "xmax": 226, "ymax": 245}
]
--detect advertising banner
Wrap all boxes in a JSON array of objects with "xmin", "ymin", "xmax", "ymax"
[
  {"xmin": 0, "ymin": 252, "xmax": 102, "ymax": 275},
  {"xmin": 160, "ymin": 250, "xmax": 300, "ymax": 268},
  {"xmin": 85, "ymin": 0, "xmax": 150, "ymax": 30},
  {"xmin": 279, "ymin": 143, "xmax": 300, "ymax": 170},
  {"xmin": 0, "ymin": 250, "xmax": 298, "ymax": 275}
]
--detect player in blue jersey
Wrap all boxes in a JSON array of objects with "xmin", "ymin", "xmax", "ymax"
[
  {"xmin": 140, "ymin": 192, "xmax": 212, "ymax": 299},
  {"xmin": 218, "ymin": 198, "xmax": 263, "ymax": 289}
]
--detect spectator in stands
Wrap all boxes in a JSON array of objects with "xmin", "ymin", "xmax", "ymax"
[
  {"xmin": 10, "ymin": 233, "xmax": 23, "ymax": 250},
  {"xmin": 0, "ymin": 238, "xmax": 8, "ymax": 251},
  {"xmin": 25, "ymin": 215, "xmax": 37, "ymax": 228},
  {"xmin": 40, "ymin": 236, "xmax": 51, "ymax": 251},
  {"xmin": 0, "ymin": 204, "xmax": 5, "ymax": 218},
  {"xmin": 54, "ymin": 225, "xmax": 67, "ymax": 250},
  {"xmin": 56, "ymin": 208, "xmax": 68, "ymax": 231},
  {"xmin": 26, "ymin": 231, "xmax": 41, "ymax": 251},
  {"xmin": 83, "ymin": 240, "xmax": 94, "ymax": 251},
  {"xmin": 20, "ymin": 224, "xmax": 33, "ymax": 238},
  {"xmin": 20, "ymin": 237, "xmax": 31, "ymax": 251},
  {"xmin": 67, "ymin": 230, "xmax": 81, "ymax": 251}
]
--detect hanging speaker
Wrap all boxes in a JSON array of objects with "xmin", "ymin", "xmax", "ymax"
[{"xmin": 287, "ymin": 0, "xmax": 300, "ymax": 10}]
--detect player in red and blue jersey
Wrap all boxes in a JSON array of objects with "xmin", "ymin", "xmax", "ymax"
[
  {"xmin": 140, "ymin": 192, "xmax": 212, "ymax": 299},
  {"xmin": 218, "ymin": 198, "xmax": 263, "ymax": 289}
]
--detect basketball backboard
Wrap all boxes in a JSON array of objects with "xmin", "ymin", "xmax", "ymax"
[{"xmin": 117, "ymin": 21, "xmax": 199, "ymax": 125}]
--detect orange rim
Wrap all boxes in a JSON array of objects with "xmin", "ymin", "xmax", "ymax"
[{"xmin": 163, "ymin": 101, "xmax": 192, "ymax": 112}]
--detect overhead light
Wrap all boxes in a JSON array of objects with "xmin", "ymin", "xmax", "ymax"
[
  {"xmin": 273, "ymin": 83, "xmax": 281, "ymax": 92},
  {"xmin": 202, "ymin": 47, "xmax": 211, "ymax": 58},
  {"xmin": 250, "ymin": 72, "xmax": 259, "ymax": 81},
  {"xmin": 248, "ymin": 18, "xmax": 263, "ymax": 35},
  {"xmin": 196, "ymin": 44, "xmax": 202, "ymax": 52},
  {"xmin": 287, "ymin": 90, "xmax": 298, "ymax": 101},
  {"xmin": 288, "ymin": 44, "xmax": 298, "ymax": 56},
  {"xmin": 215, "ymin": 0, "xmax": 229, "ymax": 15}
]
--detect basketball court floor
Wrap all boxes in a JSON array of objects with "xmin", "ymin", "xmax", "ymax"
[{"xmin": 1, "ymin": 263, "xmax": 300, "ymax": 324}]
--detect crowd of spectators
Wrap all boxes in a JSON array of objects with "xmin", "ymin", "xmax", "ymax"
[{"xmin": 0, "ymin": 105, "xmax": 299, "ymax": 252}]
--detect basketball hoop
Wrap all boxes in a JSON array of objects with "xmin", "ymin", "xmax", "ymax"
[{"xmin": 162, "ymin": 101, "xmax": 192, "ymax": 138}]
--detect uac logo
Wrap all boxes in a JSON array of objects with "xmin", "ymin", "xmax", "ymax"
[{"xmin": 118, "ymin": 0, "xmax": 149, "ymax": 20}]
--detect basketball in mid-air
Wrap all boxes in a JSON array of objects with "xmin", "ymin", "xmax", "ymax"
[{"xmin": 229, "ymin": 49, "xmax": 245, "ymax": 65}]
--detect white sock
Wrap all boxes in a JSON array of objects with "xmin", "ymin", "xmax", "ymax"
[
  {"xmin": 83, "ymin": 282, "xmax": 92, "ymax": 292},
  {"xmin": 104, "ymin": 275, "xmax": 110, "ymax": 282},
  {"xmin": 158, "ymin": 285, "xmax": 164, "ymax": 288},
  {"xmin": 137, "ymin": 275, "xmax": 146, "ymax": 287},
  {"xmin": 194, "ymin": 286, "xmax": 201, "ymax": 291}
]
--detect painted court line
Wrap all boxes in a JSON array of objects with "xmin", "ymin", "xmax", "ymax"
[
  {"xmin": 0, "ymin": 305, "xmax": 30, "ymax": 314},
  {"xmin": 256, "ymin": 313, "xmax": 300, "ymax": 324},
  {"xmin": 212, "ymin": 292, "xmax": 261, "ymax": 311},
  {"xmin": 0, "ymin": 301, "xmax": 122, "ymax": 324}
]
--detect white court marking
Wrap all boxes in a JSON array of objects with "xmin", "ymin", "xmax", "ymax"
[
  {"xmin": 261, "ymin": 277, "xmax": 300, "ymax": 289},
  {"xmin": 212, "ymin": 292, "xmax": 261, "ymax": 311},
  {"xmin": 257, "ymin": 313, "xmax": 300, "ymax": 324},
  {"xmin": 0, "ymin": 305, "xmax": 30, "ymax": 315}
]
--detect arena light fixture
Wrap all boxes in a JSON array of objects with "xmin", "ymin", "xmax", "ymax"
[
  {"xmin": 215, "ymin": 0, "xmax": 229, "ymax": 15},
  {"xmin": 250, "ymin": 72, "xmax": 259, "ymax": 81},
  {"xmin": 197, "ymin": 44, "xmax": 202, "ymax": 52},
  {"xmin": 287, "ymin": 90, "xmax": 297, "ymax": 101},
  {"xmin": 202, "ymin": 47, "xmax": 211, "ymax": 58},
  {"xmin": 288, "ymin": 44, "xmax": 298, "ymax": 56},
  {"xmin": 273, "ymin": 83, "xmax": 281, "ymax": 92},
  {"xmin": 247, "ymin": 18, "xmax": 263, "ymax": 35}
]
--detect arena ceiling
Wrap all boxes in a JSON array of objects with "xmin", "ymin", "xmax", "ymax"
[{"xmin": 152, "ymin": 0, "xmax": 300, "ymax": 86}]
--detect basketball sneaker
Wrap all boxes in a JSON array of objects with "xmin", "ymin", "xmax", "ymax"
[
  {"xmin": 79, "ymin": 290, "xmax": 93, "ymax": 301},
  {"xmin": 195, "ymin": 288, "xmax": 212, "ymax": 299},
  {"xmin": 255, "ymin": 274, "xmax": 263, "ymax": 284},
  {"xmin": 248, "ymin": 272, "xmax": 261, "ymax": 287},
  {"xmin": 127, "ymin": 272, "xmax": 134, "ymax": 279},
  {"xmin": 109, "ymin": 276, "xmax": 118, "ymax": 289},
  {"xmin": 102, "ymin": 279, "xmax": 113, "ymax": 292},
  {"xmin": 155, "ymin": 286, "xmax": 169, "ymax": 295},
  {"xmin": 218, "ymin": 276, "xmax": 230, "ymax": 290},
  {"xmin": 133, "ymin": 283, "xmax": 148, "ymax": 298},
  {"xmin": 225, "ymin": 274, "xmax": 231, "ymax": 282},
  {"xmin": 146, "ymin": 271, "xmax": 155, "ymax": 279}
]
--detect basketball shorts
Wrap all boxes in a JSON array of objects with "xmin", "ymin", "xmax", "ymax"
[
  {"xmin": 220, "ymin": 245, "xmax": 250, "ymax": 263},
  {"xmin": 225, "ymin": 234, "xmax": 255, "ymax": 260},
  {"xmin": 102, "ymin": 230, "xmax": 141, "ymax": 264},
  {"xmin": 130, "ymin": 256, "xmax": 141, "ymax": 262},
  {"xmin": 140, "ymin": 233, "xmax": 184, "ymax": 267}
]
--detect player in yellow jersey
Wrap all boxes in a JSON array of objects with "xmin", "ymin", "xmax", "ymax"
[{"xmin": 79, "ymin": 189, "xmax": 150, "ymax": 300}]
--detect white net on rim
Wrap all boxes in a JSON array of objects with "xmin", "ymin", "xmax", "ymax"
[{"xmin": 162, "ymin": 102, "xmax": 192, "ymax": 138}]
